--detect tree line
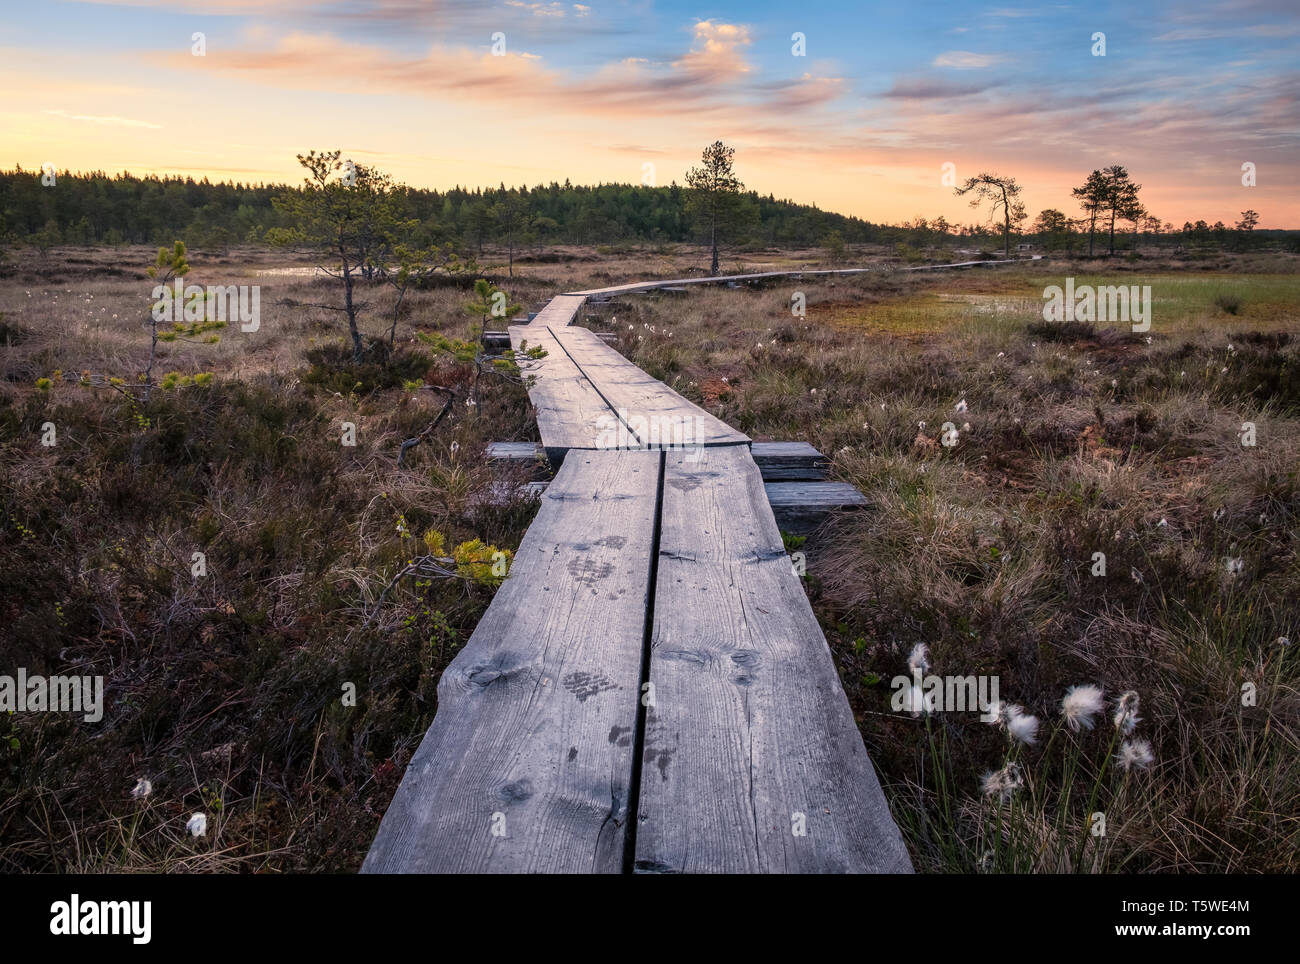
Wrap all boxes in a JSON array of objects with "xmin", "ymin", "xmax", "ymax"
[
  {"xmin": 0, "ymin": 156, "xmax": 1291, "ymax": 259},
  {"xmin": 0, "ymin": 163, "xmax": 879, "ymax": 254},
  {"xmin": 951, "ymin": 166, "xmax": 1279, "ymax": 257}
]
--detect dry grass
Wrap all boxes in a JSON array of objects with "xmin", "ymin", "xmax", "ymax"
[
  {"xmin": 607, "ymin": 255, "xmax": 1299, "ymax": 872},
  {"xmin": 1, "ymin": 244, "xmax": 1296, "ymax": 872}
]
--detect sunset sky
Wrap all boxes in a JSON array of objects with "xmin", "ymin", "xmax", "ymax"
[{"xmin": 3, "ymin": 0, "xmax": 1297, "ymax": 227}]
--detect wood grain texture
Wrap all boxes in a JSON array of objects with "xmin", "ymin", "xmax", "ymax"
[
  {"xmin": 484, "ymin": 330, "xmax": 615, "ymax": 353},
  {"xmin": 766, "ymin": 481, "xmax": 868, "ymax": 535},
  {"xmin": 750, "ymin": 442, "xmax": 828, "ymax": 481},
  {"xmin": 362, "ymin": 450, "xmax": 659, "ymax": 873},
  {"xmin": 550, "ymin": 326, "xmax": 748, "ymax": 448},
  {"xmin": 524, "ymin": 294, "xmax": 587, "ymax": 328},
  {"xmin": 509, "ymin": 325, "xmax": 615, "ymax": 462},
  {"xmin": 485, "ymin": 441, "xmax": 546, "ymax": 462},
  {"xmin": 486, "ymin": 440, "xmax": 828, "ymax": 483},
  {"xmin": 633, "ymin": 445, "xmax": 911, "ymax": 873},
  {"xmin": 479, "ymin": 476, "xmax": 865, "ymax": 536}
]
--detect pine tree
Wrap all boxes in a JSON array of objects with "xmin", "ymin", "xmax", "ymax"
[
  {"xmin": 686, "ymin": 141, "xmax": 745, "ymax": 275},
  {"xmin": 954, "ymin": 173, "xmax": 1026, "ymax": 257},
  {"xmin": 1072, "ymin": 170, "xmax": 1108, "ymax": 256}
]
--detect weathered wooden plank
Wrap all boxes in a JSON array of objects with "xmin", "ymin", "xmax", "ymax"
[
  {"xmin": 566, "ymin": 259, "xmax": 1027, "ymax": 297},
  {"xmin": 362, "ymin": 450, "xmax": 659, "ymax": 873},
  {"xmin": 633, "ymin": 445, "xmax": 911, "ymax": 873},
  {"xmin": 550, "ymin": 326, "xmax": 748, "ymax": 449},
  {"xmin": 476, "ymin": 479, "xmax": 549, "ymax": 507},
  {"xmin": 568, "ymin": 271, "xmax": 865, "ymax": 296},
  {"xmin": 750, "ymin": 442, "xmax": 828, "ymax": 481},
  {"xmin": 766, "ymin": 481, "xmax": 868, "ymax": 534},
  {"xmin": 485, "ymin": 441, "xmax": 546, "ymax": 462},
  {"xmin": 484, "ymin": 329, "xmax": 615, "ymax": 353},
  {"xmin": 525, "ymin": 294, "xmax": 587, "ymax": 327},
  {"xmin": 486, "ymin": 440, "xmax": 828, "ymax": 482},
  {"xmin": 509, "ymin": 325, "xmax": 614, "ymax": 463},
  {"xmin": 481, "ymin": 477, "xmax": 862, "ymax": 537}
]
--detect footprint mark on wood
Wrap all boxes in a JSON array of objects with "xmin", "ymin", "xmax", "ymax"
[
  {"xmin": 562, "ymin": 671, "xmax": 619, "ymax": 702},
  {"xmin": 642, "ymin": 710, "xmax": 678, "ymax": 781},
  {"xmin": 567, "ymin": 557, "xmax": 616, "ymax": 584},
  {"xmin": 498, "ymin": 779, "xmax": 533, "ymax": 803}
]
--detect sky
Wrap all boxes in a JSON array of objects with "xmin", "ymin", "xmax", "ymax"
[{"xmin": 2, "ymin": 0, "xmax": 1298, "ymax": 227}]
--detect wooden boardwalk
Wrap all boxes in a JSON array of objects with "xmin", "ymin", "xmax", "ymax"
[
  {"xmin": 507, "ymin": 322, "xmax": 747, "ymax": 462},
  {"xmin": 362, "ymin": 263, "xmax": 994, "ymax": 874},
  {"xmin": 363, "ymin": 450, "xmax": 657, "ymax": 872}
]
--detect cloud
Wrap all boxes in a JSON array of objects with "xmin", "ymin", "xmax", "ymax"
[
  {"xmin": 674, "ymin": 21, "xmax": 753, "ymax": 79},
  {"xmin": 753, "ymin": 73, "xmax": 849, "ymax": 110},
  {"xmin": 44, "ymin": 109, "xmax": 162, "ymax": 129},
  {"xmin": 75, "ymin": 0, "xmax": 299, "ymax": 8},
  {"xmin": 505, "ymin": 0, "xmax": 566, "ymax": 16},
  {"xmin": 177, "ymin": 20, "xmax": 778, "ymax": 119},
  {"xmin": 933, "ymin": 50, "xmax": 1002, "ymax": 68},
  {"xmin": 1155, "ymin": 21, "xmax": 1300, "ymax": 41},
  {"xmin": 884, "ymin": 75, "xmax": 1005, "ymax": 99}
]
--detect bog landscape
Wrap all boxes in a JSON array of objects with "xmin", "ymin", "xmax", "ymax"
[{"xmin": 1, "ymin": 0, "xmax": 1297, "ymax": 878}]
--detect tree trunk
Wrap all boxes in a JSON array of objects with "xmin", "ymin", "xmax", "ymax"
[
  {"xmin": 387, "ymin": 286, "xmax": 406, "ymax": 349},
  {"xmin": 145, "ymin": 323, "xmax": 158, "ymax": 401},
  {"xmin": 710, "ymin": 217, "xmax": 719, "ymax": 276},
  {"xmin": 343, "ymin": 258, "xmax": 363, "ymax": 363}
]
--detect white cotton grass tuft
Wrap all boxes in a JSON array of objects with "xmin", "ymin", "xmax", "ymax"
[
  {"xmin": 986, "ymin": 700, "xmax": 1039, "ymax": 744},
  {"xmin": 1225, "ymin": 557, "xmax": 1245, "ymax": 577},
  {"xmin": 981, "ymin": 762, "xmax": 1023, "ymax": 802},
  {"xmin": 1006, "ymin": 709, "xmax": 1040, "ymax": 745},
  {"xmin": 954, "ymin": 398, "xmax": 968, "ymax": 413},
  {"xmin": 131, "ymin": 778, "xmax": 152, "ymax": 800},
  {"xmin": 186, "ymin": 812, "xmax": 208, "ymax": 837},
  {"xmin": 907, "ymin": 643, "xmax": 930, "ymax": 675},
  {"xmin": 1112, "ymin": 691, "xmax": 1141, "ymax": 734},
  {"xmin": 1061, "ymin": 684, "xmax": 1105, "ymax": 732},
  {"xmin": 1116, "ymin": 739, "xmax": 1155, "ymax": 772}
]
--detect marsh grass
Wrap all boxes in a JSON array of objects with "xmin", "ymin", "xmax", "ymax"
[
  {"xmin": 0, "ymin": 246, "xmax": 547, "ymax": 871},
  {"xmin": 612, "ymin": 256, "xmax": 1300, "ymax": 873},
  {"xmin": 1, "ymin": 245, "xmax": 1296, "ymax": 871}
]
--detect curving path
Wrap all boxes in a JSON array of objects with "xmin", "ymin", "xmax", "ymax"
[{"xmin": 363, "ymin": 260, "xmax": 1026, "ymax": 873}]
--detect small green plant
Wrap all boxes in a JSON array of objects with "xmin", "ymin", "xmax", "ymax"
[
  {"xmin": 821, "ymin": 230, "xmax": 847, "ymax": 264},
  {"xmin": 143, "ymin": 242, "xmax": 223, "ymax": 399},
  {"xmin": 463, "ymin": 277, "xmax": 523, "ymax": 328},
  {"xmin": 1214, "ymin": 292, "xmax": 1242, "ymax": 315}
]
